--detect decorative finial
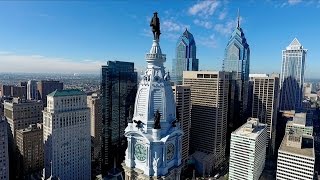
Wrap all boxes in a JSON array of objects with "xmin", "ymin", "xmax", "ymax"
[
  {"xmin": 237, "ymin": 8, "xmax": 240, "ymax": 28},
  {"xmin": 150, "ymin": 12, "xmax": 161, "ymax": 41}
]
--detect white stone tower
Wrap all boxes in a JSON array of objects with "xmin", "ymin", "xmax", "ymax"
[{"xmin": 122, "ymin": 13, "xmax": 183, "ymax": 180}]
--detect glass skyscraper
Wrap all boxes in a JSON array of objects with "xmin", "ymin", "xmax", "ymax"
[
  {"xmin": 100, "ymin": 61, "xmax": 137, "ymax": 174},
  {"xmin": 223, "ymin": 15, "xmax": 250, "ymax": 130},
  {"xmin": 172, "ymin": 29, "xmax": 198, "ymax": 85},
  {"xmin": 223, "ymin": 17, "xmax": 250, "ymax": 81},
  {"xmin": 279, "ymin": 38, "xmax": 307, "ymax": 111}
]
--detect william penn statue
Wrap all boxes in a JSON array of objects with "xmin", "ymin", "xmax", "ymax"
[{"xmin": 150, "ymin": 12, "xmax": 161, "ymax": 41}]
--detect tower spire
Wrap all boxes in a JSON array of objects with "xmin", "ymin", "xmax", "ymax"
[{"xmin": 237, "ymin": 8, "xmax": 240, "ymax": 28}]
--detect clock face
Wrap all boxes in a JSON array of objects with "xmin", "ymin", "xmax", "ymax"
[
  {"xmin": 134, "ymin": 143, "xmax": 147, "ymax": 161},
  {"xmin": 166, "ymin": 143, "xmax": 175, "ymax": 161}
]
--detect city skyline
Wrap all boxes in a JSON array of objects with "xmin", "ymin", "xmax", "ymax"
[{"xmin": 0, "ymin": 1, "xmax": 320, "ymax": 77}]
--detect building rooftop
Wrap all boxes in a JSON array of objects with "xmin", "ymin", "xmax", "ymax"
[
  {"xmin": 249, "ymin": 74, "xmax": 269, "ymax": 78},
  {"xmin": 16, "ymin": 123, "xmax": 42, "ymax": 133},
  {"xmin": 232, "ymin": 118, "xmax": 266, "ymax": 139},
  {"xmin": 3, "ymin": 98, "xmax": 42, "ymax": 105},
  {"xmin": 47, "ymin": 89, "xmax": 85, "ymax": 97},
  {"xmin": 287, "ymin": 112, "xmax": 312, "ymax": 127},
  {"xmin": 279, "ymin": 134, "xmax": 314, "ymax": 158}
]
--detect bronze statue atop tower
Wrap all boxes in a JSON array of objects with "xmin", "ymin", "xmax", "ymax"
[{"xmin": 150, "ymin": 12, "xmax": 161, "ymax": 41}]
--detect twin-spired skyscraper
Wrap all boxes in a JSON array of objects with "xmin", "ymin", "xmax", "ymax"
[{"xmin": 172, "ymin": 29, "xmax": 199, "ymax": 85}]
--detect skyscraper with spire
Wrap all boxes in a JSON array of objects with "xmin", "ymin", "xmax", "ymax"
[
  {"xmin": 172, "ymin": 29, "xmax": 198, "ymax": 85},
  {"xmin": 279, "ymin": 38, "xmax": 307, "ymax": 111},
  {"xmin": 223, "ymin": 10, "xmax": 250, "ymax": 130}
]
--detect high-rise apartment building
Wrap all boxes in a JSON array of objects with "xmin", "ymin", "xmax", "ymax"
[
  {"xmin": 172, "ymin": 29, "xmax": 198, "ymax": 85},
  {"xmin": 276, "ymin": 120, "xmax": 315, "ymax": 180},
  {"xmin": 37, "ymin": 80, "xmax": 63, "ymax": 106},
  {"xmin": 16, "ymin": 123, "xmax": 43, "ymax": 176},
  {"xmin": 172, "ymin": 85, "xmax": 191, "ymax": 165},
  {"xmin": 27, "ymin": 80, "xmax": 38, "ymax": 100},
  {"xmin": 229, "ymin": 118, "xmax": 267, "ymax": 180},
  {"xmin": 3, "ymin": 98, "xmax": 43, "ymax": 139},
  {"xmin": 100, "ymin": 61, "xmax": 137, "ymax": 173},
  {"xmin": 183, "ymin": 71, "xmax": 229, "ymax": 170},
  {"xmin": 223, "ymin": 12, "xmax": 251, "ymax": 131},
  {"xmin": 280, "ymin": 38, "xmax": 307, "ymax": 111},
  {"xmin": 43, "ymin": 89, "xmax": 91, "ymax": 179},
  {"xmin": 87, "ymin": 93, "xmax": 102, "ymax": 173},
  {"xmin": 0, "ymin": 116, "xmax": 9, "ymax": 180},
  {"xmin": 250, "ymin": 74, "xmax": 279, "ymax": 156}
]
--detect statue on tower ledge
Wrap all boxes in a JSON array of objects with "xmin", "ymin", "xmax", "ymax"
[
  {"xmin": 153, "ymin": 110, "xmax": 161, "ymax": 129},
  {"xmin": 150, "ymin": 12, "xmax": 161, "ymax": 41}
]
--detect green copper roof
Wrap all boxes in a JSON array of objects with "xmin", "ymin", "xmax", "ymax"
[{"xmin": 47, "ymin": 89, "xmax": 85, "ymax": 97}]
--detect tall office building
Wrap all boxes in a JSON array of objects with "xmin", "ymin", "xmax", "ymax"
[
  {"xmin": 3, "ymin": 98, "xmax": 43, "ymax": 139},
  {"xmin": 87, "ymin": 93, "xmax": 102, "ymax": 173},
  {"xmin": 276, "ymin": 118, "xmax": 315, "ymax": 180},
  {"xmin": 37, "ymin": 80, "xmax": 63, "ymax": 106},
  {"xmin": 43, "ymin": 89, "xmax": 91, "ymax": 179},
  {"xmin": 11, "ymin": 86, "xmax": 27, "ymax": 99},
  {"xmin": 16, "ymin": 123, "xmax": 43, "ymax": 176},
  {"xmin": 122, "ymin": 18, "xmax": 183, "ymax": 179},
  {"xmin": 250, "ymin": 74, "xmax": 279, "ymax": 156},
  {"xmin": 229, "ymin": 118, "xmax": 267, "ymax": 180},
  {"xmin": 183, "ymin": 71, "xmax": 229, "ymax": 171},
  {"xmin": 0, "ymin": 116, "xmax": 9, "ymax": 180},
  {"xmin": 172, "ymin": 29, "xmax": 199, "ymax": 85},
  {"xmin": 0, "ymin": 85, "xmax": 11, "ymax": 97},
  {"xmin": 0, "ymin": 85, "xmax": 26, "ymax": 99},
  {"xmin": 172, "ymin": 85, "xmax": 191, "ymax": 166},
  {"xmin": 27, "ymin": 80, "xmax": 38, "ymax": 100},
  {"xmin": 100, "ymin": 61, "xmax": 137, "ymax": 173},
  {"xmin": 280, "ymin": 38, "xmax": 307, "ymax": 111},
  {"xmin": 223, "ymin": 12, "xmax": 250, "ymax": 130}
]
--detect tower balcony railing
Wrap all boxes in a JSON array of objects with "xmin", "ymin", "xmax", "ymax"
[{"xmin": 145, "ymin": 53, "xmax": 166, "ymax": 60}]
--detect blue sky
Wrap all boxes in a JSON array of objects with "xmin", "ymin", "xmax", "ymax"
[{"xmin": 0, "ymin": 0, "xmax": 319, "ymax": 78}]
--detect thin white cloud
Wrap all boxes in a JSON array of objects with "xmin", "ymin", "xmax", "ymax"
[
  {"xmin": 214, "ymin": 18, "xmax": 239, "ymax": 36},
  {"xmin": 197, "ymin": 34, "xmax": 217, "ymax": 48},
  {"xmin": 162, "ymin": 19, "xmax": 188, "ymax": 32},
  {"xmin": 0, "ymin": 52, "xmax": 104, "ymax": 73},
  {"xmin": 188, "ymin": 0, "xmax": 220, "ymax": 18},
  {"xmin": 288, "ymin": 0, "xmax": 302, "ymax": 5},
  {"xmin": 193, "ymin": 19, "xmax": 213, "ymax": 29},
  {"xmin": 218, "ymin": 11, "xmax": 227, "ymax": 20},
  {"xmin": 160, "ymin": 19, "xmax": 190, "ymax": 41}
]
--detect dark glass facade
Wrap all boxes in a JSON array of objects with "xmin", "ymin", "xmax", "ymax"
[
  {"xmin": 100, "ymin": 61, "xmax": 137, "ymax": 174},
  {"xmin": 172, "ymin": 29, "xmax": 198, "ymax": 85},
  {"xmin": 279, "ymin": 38, "xmax": 306, "ymax": 111},
  {"xmin": 223, "ymin": 22, "xmax": 250, "ymax": 131}
]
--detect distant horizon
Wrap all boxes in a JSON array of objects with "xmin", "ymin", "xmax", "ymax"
[
  {"xmin": 1, "ymin": 71, "xmax": 320, "ymax": 81},
  {"xmin": 0, "ymin": 1, "xmax": 320, "ymax": 78}
]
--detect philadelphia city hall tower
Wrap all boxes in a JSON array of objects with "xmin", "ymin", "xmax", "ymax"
[{"xmin": 122, "ymin": 12, "xmax": 183, "ymax": 179}]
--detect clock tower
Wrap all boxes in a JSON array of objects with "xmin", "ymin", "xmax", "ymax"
[{"xmin": 122, "ymin": 12, "xmax": 183, "ymax": 180}]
